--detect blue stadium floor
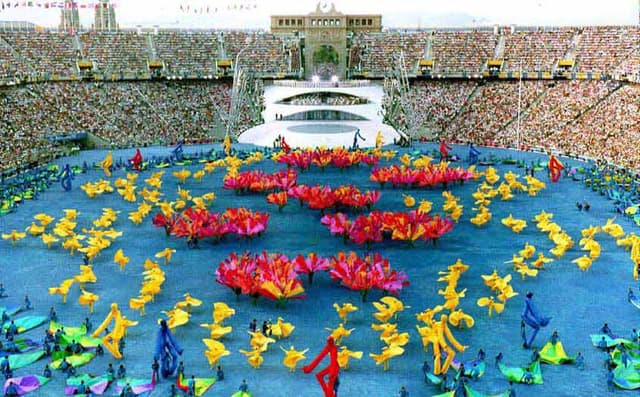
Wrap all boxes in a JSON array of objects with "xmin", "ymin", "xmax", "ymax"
[{"xmin": 0, "ymin": 142, "xmax": 636, "ymax": 397}]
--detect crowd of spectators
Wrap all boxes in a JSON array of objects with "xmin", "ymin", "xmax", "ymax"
[
  {"xmin": 353, "ymin": 31, "xmax": 426, "ymax": 76},
  {"xmin": 224, "ymin": 31, "xmax": 292, "ymax": 75},
  {"xmin": 431, "ymin": 31, "xmax": 497, "ymax": 74},
  {"xmin": 0, "ymin": 28, "xmax": 638, "ymax": 80},
  {"xmin": 1, "ymin": 27, "xmax": 640, "ymax": 174},
  {"xmin": 287, "ymin": 93, "xmax": 364, "ymax": 106},
  {"xmin": 502, "ymin": 80, "xmax": 617, "ymax": 146},
  {"xmin": 501, "ymin": 29, "xmax": 573, "ymax": 72},
  {"xmin": 401, "ymin": 78, "xmax": 640, "ymax": 170},
  {"xmin": 78, "ymin": 32, "xmax": 149, "ymax": 74},
  {"xmin": 154, "ymin": 31, "xmax": 222, "ymax": 75},
  {"xmin": 1, "ymin": 32, "xmax": 77, "ymax": 76},
  {"xmin": 409, "ymin": 80, "xmax": 477, "ymax": 131},
  {"xmin": 0, "ymin": 80, "xmax": 235, "ymax": 170},
  {"xmin": 574, "ymin": 26, "xmax": 640, "ymax": 74},
  {"xmin": 443, "ymin": 80, "xmax": 547, "ymax": 145},
  {"xmin": 0, "ymin": 30, "xmax": 294, "ymax": 79},
  {"xmin": 546, "ymin": 84, "xmax": 640, "ymax": 169}
]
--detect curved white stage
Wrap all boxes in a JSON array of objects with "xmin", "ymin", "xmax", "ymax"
[
  {"xmin": 238, "ymin": 120, "xmax": 399, "ymax": 149},
  {"xmin": 238, "ymin": 81, "xmax": 402, "ymax": 148}
]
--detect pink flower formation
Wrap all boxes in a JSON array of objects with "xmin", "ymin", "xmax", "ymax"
[
  {"xmin": 321, "ymin": 210, "xmax": 454, "ymax": 247},
  {"xmin": 370, "ymin": 164, "xmax": 474, "ymax": 188},
  {"xmin": 277, "ymin": 147, "xmax": 380, "ymax": 171},
  {"xmin": 155, "ymin": 207, "xmax": 269, "ymax": 246},
  {"xmin": 223, "ymin": 168, "xmax": 297, "ymax": 194},
  {"xmin": 216, "ymin": 251, "xmax": 407, "ymax": 304},
  {"xmin": 287, "ymin": 184, "xmax": 380, "ymax": 212},
  {"xmin": 329, "ymin": 251, "xmax": 409, "ymax": 302}
]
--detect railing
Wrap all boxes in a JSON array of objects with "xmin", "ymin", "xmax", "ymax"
[{"xmin": 272, "ymin": 80, "xmax": 371, "ymax": 88}]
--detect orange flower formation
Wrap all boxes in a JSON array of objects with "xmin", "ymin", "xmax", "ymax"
[
  {"xmin": 223, "ymin": 169, "xmax": 297, "ymax": 194},
  {"xmin": 160, "ymin": 207, "xmax": 269, "ymax": 248},
  {"xmin": 369, "ymin": 163, "xmax": 475, "ymax": 188},
  {"xmin": 321, "ymin": 210, "xmax": 454, "ymax": 248},
  {"xmin": 266, "ymin": 192, "xmax": 288, "ymax": 211},
  {"xmin": 329, "ymin": 252, "xmax": 409, "ymax": 302},
  {"xmin": 216, "ymin": 252, "xmax": 306, "ymax": 307},
  {"xmin": 276, "ymin": 147, "xmax": 380, "ymax": 171}
]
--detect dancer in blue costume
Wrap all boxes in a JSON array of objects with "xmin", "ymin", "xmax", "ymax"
[
  {"xmin": 60, "ymin": 164, "xmax": 73, "ymax": 192},
  {"xmin": 468, "ymin": 143, "xmax": 481, "ymax": 165},
  {"xmin": 171, "ymin": 141, "xmax": 184, "ymax": 161},
  {"xmin": 154, "ymin": 320, "xmax": 183, "ymax": 378},
  {"xmin": 352, "ymin": 129, "xmax": 365, "ymax": 150},
  {"xmin": 521, "ymin": 292, "xmax": 551, "ymax": 348}
]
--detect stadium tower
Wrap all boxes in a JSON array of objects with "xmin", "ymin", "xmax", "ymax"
[
  {"xmin": 93, "ymin": 0, "xmax": 118, "ymax": 31},
  {"xmin": 58, "ymin": 1, "xmax": 80, "ymax": 31}
]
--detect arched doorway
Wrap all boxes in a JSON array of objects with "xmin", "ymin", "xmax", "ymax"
[{"xmin": 312, "ymin": 44, "xmax": 339, "ymax": 80}]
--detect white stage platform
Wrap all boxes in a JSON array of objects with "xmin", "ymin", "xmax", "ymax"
[
  {"xmin": 238, "ymin": 81, "xmax": 402, "ymax": 149},
  {"xmin": 237, "ymin": 120, "xmax": 399, "ymax": 149}
]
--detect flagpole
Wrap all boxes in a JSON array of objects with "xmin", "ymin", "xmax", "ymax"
[{"xmin": 516, "ymin": 58, "xmax": 522, "ymax": 152}]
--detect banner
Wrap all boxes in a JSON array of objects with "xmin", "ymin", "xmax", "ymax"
[
  {"xmin": 0, "ymin": 1, "xmax": 117, "ymax": 10},
  {"xmin": 177, "ymin": 1, "xmax": 257, "ymax": 14}
]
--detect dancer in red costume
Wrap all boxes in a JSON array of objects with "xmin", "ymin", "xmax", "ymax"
[
  {"xmin": 129, "ymin": 148, "xmax": 143, "ymax": 171},
  {"xmin": 548, "ymin": 153, "xmax": 564, "ymax": 183},
  {"xmin": 439, "ymin": 140, "xmax": 452, "ymax": 162},
  {"xmin": 302, "ymin": 336, "xmax": 340, "ymax": 397},
  {"xmin": 281, "ymin": 136, "xmax": 291, "ymax": 154}
]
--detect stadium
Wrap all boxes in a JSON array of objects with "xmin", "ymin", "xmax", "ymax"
[{"xmin": 0, "ymin": 1, "xmax": 639, "ymax": 396}]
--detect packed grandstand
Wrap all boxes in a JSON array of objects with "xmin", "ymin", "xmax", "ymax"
[{"xmin": 0, "ymin": 24, "xmax": 639, "ymax": 173}]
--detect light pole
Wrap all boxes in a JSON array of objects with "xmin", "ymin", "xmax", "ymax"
[
  {"xmin": 226, "ymin": 36, "xmax": 253, "ymax": 139},
  {"xmin": 516, "ymin": 58, "xmax": 522, "ymax": 151}
]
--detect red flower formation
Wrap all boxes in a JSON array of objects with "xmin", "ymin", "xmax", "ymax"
[
  {"xmin": 216, "ymin": 251, "xmax": 305, "ymax": 307},
  {"xmin": 164, "ymin": 207, "xmax": 269, "ymax": 247},
  {"xmin": 370, "ymin": 164, "xmax": 475, "ymax": 188},
  {"xmin": 277, "ymin": 148, "xmax": 381, "ymax": 171},
  {"xmin": 152, "ymin": 213, "xmax": 178, "ymax": 236},
  {"xmin": 266, "ymin": 192, "xmax": 288, "ymax": 211},
  {"xmin": 293, "ymin": 252, "xmax": 330, "ymax": 285},
  {"xmin": 329, "ymin": 251, "xmax": 409, "ymax": 302},
  {"xmin": 321, "ymin": 210, "xmax": 454, "ymax": 247},
  {"xmin": 287, "ymin": 184, "xmax": 380, "ymax": 213},
  {"xmin": 223, "ymin": 169, "xmax": 298, "ymax": 194}
]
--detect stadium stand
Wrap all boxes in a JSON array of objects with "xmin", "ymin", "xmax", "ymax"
[{"xmin": 0, "ymin": 27, "xmax": 639, "ymax": 173}]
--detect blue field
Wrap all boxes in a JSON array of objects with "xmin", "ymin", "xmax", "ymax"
[{"xmin": 0, "ymin": 143, "xmax": 636, "ymax": 397}]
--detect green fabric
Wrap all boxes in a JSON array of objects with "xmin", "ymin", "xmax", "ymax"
[
  {"xmin": 432, "ymin": 385, "xmax": 511, "ymax": 397},
  {"xmin": 498, "ymin": 360, "xmax": 543, "ymax": 384},
  {"xmin": 0, "ymin": 306, "xmax": 22, "ymax": 317},
  {"xmin": 426, "ymin": 372, "xmax": 443, "ymax": 385},
  {"xmin": 49, "ymin": 321, "xmax": 87, "ymax": 339},
  {"xmin": 539, "ymin": 341, "xmax": 575, "ymax": 365},
  {"xmin": 590, "ymin": 334, "xmax": 638, "ymax": 349},
  {"xmin": 231, "ymin": 392, "xmax": 253, "ymax": 397},
  {"xmin": 50, "ymin": 352, "xmax": 96, "ymax": 369},
  {"xmin": 611, "ymin": 349, "xmax": 640, "ymax": 369},
  {"xmin": 193, "ymin": 377, "xmax": 216, "ymax": 396},
  {"xmin": 59, "ymin": 334, "xmax": 102, "ymax": 348},
  {"xmin": 7, "ymin": 350, "xmax": 45, "ymax": 369},
  {"xmin": 613, "ymin": 365, "xmax": 640, "ymax": 389},
  {"xmin": 2, "ymin": 315, "xmax": 47, "ymax": 334}
]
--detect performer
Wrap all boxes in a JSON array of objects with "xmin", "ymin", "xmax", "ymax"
[
  {"xmin": 439, "ymin": 140, "xmax": 452, "ymax": 162},
  {"xmin": 129, "ymin": 148, "xmax": 143, "ymax": 171},
  {"xmin": 60, "ymin": 164, "xmax": 73, "ymax": 192},
  {"xmin": 548, "ymin": 153, "xmax": 564, "ymax": 183},
  {"xmin": 352, "ymin": 129, "xmax": 365, "ymax": 150},
  {"xmin": 521, "ymin": 292, "xmax": 551, "ymax": 348},
  {"xmin": 468, "ymin": 143, "xmax": 481, "ymax": 165},
  {"xmin": 303, "ymin": 337, "xmax": 340, "ymax": 397},
  {"xmin": 223, "ymin": 135, "xmax": 232, "ymax": 157},
  {"xmin": 375, "ymin": 130, "xmax": 383, "ymax": 150},
  {"xmin": 281, "ymin": 136, "xmax": 291, "ymax": 154}
]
